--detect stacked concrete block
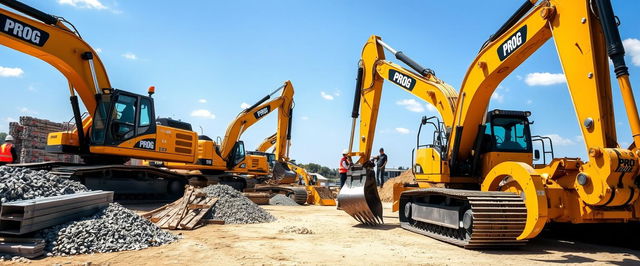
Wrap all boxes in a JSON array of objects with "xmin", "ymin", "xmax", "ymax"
[{"xmin": 8, "ymin": 116, "xmax": 82, "ymax": 164}]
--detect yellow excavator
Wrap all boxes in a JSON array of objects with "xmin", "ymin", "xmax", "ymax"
[
  {"xmin": 0, "ymin": 0, "xmax": 207, "ymax": 196},
  {"xmin": 339, "ymin": 0, "xmax": 640, "ymax": 248},
  {"xmin": 158, "ymin": 81, "xmax": 308, "ymax": 203},
  {"xmin": 252, "ymin": 132, "xmax": 336, "ymax": 206}
]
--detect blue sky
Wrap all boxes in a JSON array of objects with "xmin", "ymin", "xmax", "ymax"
[{"xmin": 1, "ymin": 0, "xmax": 640, "ymax": 169}]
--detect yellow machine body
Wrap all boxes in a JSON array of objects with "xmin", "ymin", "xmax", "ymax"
[{"xmin": 341, "ymin": 0, "xmax": 640, "ymax": 245}]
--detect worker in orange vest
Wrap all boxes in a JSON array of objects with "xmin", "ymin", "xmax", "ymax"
[
  {"xmin": 0, "ymin": 135, "xmax": 17, "ymax": 165},
  {"xmin": 339, "ymin": 149, "xmax": 352, "ymax": 188}
]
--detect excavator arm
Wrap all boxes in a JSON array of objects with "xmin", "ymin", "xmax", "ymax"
[
  {"xmin": 347, "ymin": 35, "xmax": 458, "ymax": 164},
  {"xmin": 0, "ymin": 0, "xmax": 111, "ymax": 149},
  {"xmin": 256, "ymin": 133, "xmax": 277, "ymax": 153},
  {"xmin": 219, "ymin": 80, "xmax": 295, "ymax": 161}
]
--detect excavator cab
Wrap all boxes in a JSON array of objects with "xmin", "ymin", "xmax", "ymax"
[
  {"xmin": 90, "ymin": 89, "xmax": 156, "ymax": 147},
  {"xmin": 474, "ymin": 110, "xmax": 533, "ymax": 177}
]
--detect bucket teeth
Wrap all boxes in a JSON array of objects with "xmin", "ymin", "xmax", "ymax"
[{"xmin": 337, "ymin": 164, "xmax": 383, "ymax": 225}]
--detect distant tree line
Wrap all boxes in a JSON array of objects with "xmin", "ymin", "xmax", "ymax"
[
  {"xmin": 297, "ymin": 162, "xmax": 338, "ymax": 180},
  {"xmin": 0, "ymin": 132, "xmax": 6, "ymax": 144}
]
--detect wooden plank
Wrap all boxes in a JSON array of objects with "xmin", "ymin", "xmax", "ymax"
[
  {"xmin": 201, "ymin": 219, "xmax": 225, "ymax": 225},
  {"xmin": 183, "ymin": 198, "xmax": 218, "ymax": 229},
  {"xmin": 168, "ymin": 187, "xmax": 194, "ymax": 229},
  {"xmin": 141, "ymin": 202, "xmax": 174, "ymax": 219}
]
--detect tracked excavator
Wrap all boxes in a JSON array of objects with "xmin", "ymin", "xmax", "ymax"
[
  {"xmin": 159, "ymin": 81, "xmax": 308, "ymax": 204},
  {"xmin": 0, "ymin": 0, "xmax": 210, "ymax": 196},
  {"xmin": 252, "ymin": 132, "xmax": 337, "ymax": 206},
  {"xmin": 339, "ymin": 0, "xmax": 640, "ymax": 248}
]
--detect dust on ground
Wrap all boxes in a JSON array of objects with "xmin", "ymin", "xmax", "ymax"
[{"xmin": 31, "ymin": 203, "xmax": 640, "ymax": 265}]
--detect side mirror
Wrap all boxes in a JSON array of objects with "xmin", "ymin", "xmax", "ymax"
[{"xmin": 534, "ymin": 150, "xmax": 541, "ymax": 161}]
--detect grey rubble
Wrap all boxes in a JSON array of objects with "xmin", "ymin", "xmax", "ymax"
[
  {"xmin": 40, "ymin": 203, "xmax": 177, "ymax": 256},
  {"xmin": 201, "ymin": 184, "xmax": 276, "ymax": 224},
  {"xmin": 0, "ymin": 166, "xmax": 87, "ymax": 203},
  {"xmin": 269, "ymin": 194, "xmax": 299, "ymax": 206}
]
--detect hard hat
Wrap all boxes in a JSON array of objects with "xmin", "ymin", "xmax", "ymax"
[
  {"xmin": 5, "ymin": 135, "xmax": 14, "ymax": 141},
  {"xmin": 342, "ymin": 149, "xmax": 348, "ymax": 155}
]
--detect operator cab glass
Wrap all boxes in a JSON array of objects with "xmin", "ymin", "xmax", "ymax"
[
  {"xmin": 483, "ymin": 110, "xmax": 532, "ymax": 153},
  {"xmin": 90, "ymin": 90, "xmax": 156, "ymax": 146},
  {"xmin": 228, "ymin": 141, "xmax": 246, "ymax": 168}
]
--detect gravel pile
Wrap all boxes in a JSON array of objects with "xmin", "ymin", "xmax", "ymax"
[
  {"xmin": 201, "ymin": 184, "xmax": 276, "ymax": 224},
  {"xmin": 39, "ymin": 203, "xmax": 177, "ymax": 256},
  {"xmin": 279, "ymin": 225, "xmax": 314, "ymax": 234},
  {"xmin": 269, "ymin": 194, "xmax": 299, "ymax": 206},
  {"xmin": 0, "ymin": 166, "xmax": 88, "ymax": 203}
]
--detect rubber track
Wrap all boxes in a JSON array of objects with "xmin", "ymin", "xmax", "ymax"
[{"xmin": 400, "ymin": 188, "xmax": 527, "ymax": 249}]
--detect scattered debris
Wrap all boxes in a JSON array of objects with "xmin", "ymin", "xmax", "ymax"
[
  {"xmin": 0, "ymin": 166, "xmax": 88, "ymax": 204},
  {"xmin": 39, "ymin": 203, "xmax": 177, "ymax": 256},
  {"xmin": 279, "ymin": 225, "xmax": 314, "ymax": 234},
  {"xmin": 142, "ymin": 186, "xmax": 218, "ymax": 230},
  {"xmin": 269, "ymin": 194, "xmax": 299, "ymax": 206},
  {"xmin": 201, "ymin": 185, "xmax": 276, "ymax": 224}
]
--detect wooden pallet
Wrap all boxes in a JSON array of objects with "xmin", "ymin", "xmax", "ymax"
[{"xmin": 141, "ymin": 186, "xmax": 222, "ymax": 230}]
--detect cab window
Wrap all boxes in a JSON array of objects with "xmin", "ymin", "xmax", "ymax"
[
  {"xmin": 488, "ymin": 117, "xmax": 530, "ymax": 152},
  {"xmin": 234, "ymin": 142, "xmax": 246, "ymax": 165},
  {"xmin": 112, "ymin": 95, "xmax": 137, "ymax": 140},
  {"xmin": 138, "ymin": 98, "xmax": 152, "ymax": 135}
]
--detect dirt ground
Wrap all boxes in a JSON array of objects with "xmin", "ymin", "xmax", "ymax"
[{"xmin": 21, "ymin": 203, "xmax": 640, "ymax": 265}]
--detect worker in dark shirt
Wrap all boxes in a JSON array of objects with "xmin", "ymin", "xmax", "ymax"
[
  {"xmin": 0, "ymin": 135, "xmax": 17, "ymax": 165},
  {"xmin": 374, "ymin": 148, "xmax": 387, "ymax": 188}
]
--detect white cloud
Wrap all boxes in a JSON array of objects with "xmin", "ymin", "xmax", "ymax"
[
  {"xmin": 27, "ymin": 85, "xmax": 37, "ymax": 92},
  {"xmin": 18, "ymin": 107, "xmax": 38, "ymax": 115},
  {"xmin": 395, "ymin": 127, "xmax": 410, "ymax": 134},
  {"xmin": 516, "ymin": 75, "xmax": 523, "ymax": 80},
  {"xmin": 491, "ymin": 91, "xmax": 504, "ymax": 103},
  {"xmin": 334, "ymin": 90, "xmax": 341, "ymax": 97},
  {"xmin": 0, "ymin": 66, "xmax": 24, "ymax": 77},
  {"xmin": 198, "ymin": 99, "xmax": 207, "ymax": 104},
  {"xmin": 544, "ymin": 134, "xmax": 575, "ymax": 146},
  {"xmin": 58, "ymin": 0, "xmax": 107, "ymax": 9},
  {"xmin": 426, "ymin": 103, "xmax": 436, "ymax": 112},
  {"xmin": 320, "ymin": 91, "xmax": 334, "ymax": 100},
  {"xmin": 525, "ymin": 72, "xmax": 566, "ymax": 86},
  {"xmin": 122, "ymin": 52, "xmax": 137, "ymax": 60},
  {"xmin": 623, "ymin": 38, "xmax": 640, "ymax": 66},
  {"xmin": 240, "ymin": 102, "xmax": 250, "ymax": 109},
  {"xmin": 396, "ymin": 99, "xmax": 425, "ymax": 113},
  {"xmin": 5, "ymin": 117, "xmax": 16, "ymax": 123},
  {"xmin": 301, "ymin": 116, "xmax": 309, "ymax": 120},
  {"xmin": 95, "ymin": 48, "xmax": 103, "ymax": 54},
  {"xmin": 526, "ymin": 99, "xmax": 533, "ymax": 105},
  {"xmin": 190, "ymin": 109, "xmax": 216, "ymax": 119}
]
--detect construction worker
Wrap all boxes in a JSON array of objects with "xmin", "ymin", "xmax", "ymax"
[
  {"xmin": 0, "ymin": 135, "xmax": 17, "ymax": 165},
  {"xmin": 374, "ymin": 148, "xmax": 387, "ymax": 188},
  {"xmin": 339, "ymin": 149, "xmax": 351, "ymax": 188}
]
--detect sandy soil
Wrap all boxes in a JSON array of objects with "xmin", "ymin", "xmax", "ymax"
[{"xmin": 19, "ymin": 203, "xmax": 640, "ymax": 265}]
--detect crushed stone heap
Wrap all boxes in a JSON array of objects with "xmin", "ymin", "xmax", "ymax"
[
  {"xmin": 39, "ymin": 203, "xmax": 178, "ymax": 256},
  {"xmin": 201, "ymin": 184, "xmax": 276, "ymax": 224},
  {"xmin": 0, "ymin": 166, "xmax": 88, "ymax": 203}
]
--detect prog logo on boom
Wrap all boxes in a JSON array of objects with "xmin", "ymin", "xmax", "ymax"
[{"xmin": 0, "ymin": 14, "xmax": 50, "ymax": 46}]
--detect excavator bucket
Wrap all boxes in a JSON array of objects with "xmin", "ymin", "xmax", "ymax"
[
  {"xmin": 272, "ymin": 161, "xmax": 297, "ymax": 184},
  {"xmin": 337, "ymin": 164, "xmax": 383, "ymax": 225},
  {"xmin": 307, "ymin": 186, "xmax": 336, "ymax": 206}
]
